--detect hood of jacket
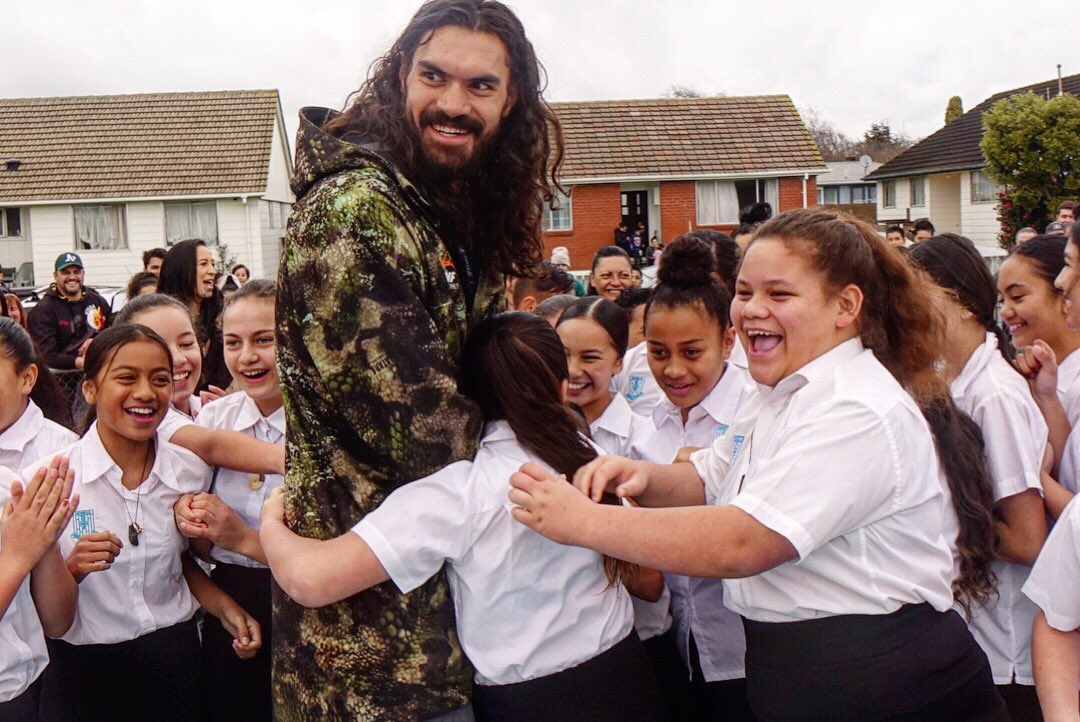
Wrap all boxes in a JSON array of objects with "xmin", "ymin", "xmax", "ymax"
[{"xmin": 290, "ymin": 107, "xmax": 401, "ymax": 200}]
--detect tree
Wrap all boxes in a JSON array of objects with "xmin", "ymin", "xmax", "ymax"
[
  {"xmin": 945, "ymin": 96, "xmax": 964, "ymax": 124},
  {"xmin": 664, "ymin": 85, "xmax": 726, "ymax": 99},
  {"xmin": 853, "ymin": 121, "xmax": 915, "ymax": 163},
  {"xmin": 981, "ymin": 91, "xmax": 1080, "ymax": 246},
  {"xmin": 799, "ymin": 107, "xmax": 855, "ymax": 161}
]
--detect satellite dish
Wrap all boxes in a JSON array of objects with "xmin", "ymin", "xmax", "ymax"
[{"xmin": 858, "ymin": 154, "xmax": 872, "ymax": 168}]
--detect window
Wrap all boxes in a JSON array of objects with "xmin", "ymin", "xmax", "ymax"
[
  {"xmin": 74, "ymin": 205, "xmax": 127, "ymax": 250},
  {"xmin": 970, "ymin": 170, "xmax": 1000, "ymax": 204},
  {"xmin": 821, "ymin": 186, "xmax": 839, "ymax": 204},
  {"xmin": 910, "ymin": 176, "xmax": 926, "ymax": 207},
  {"xmin": 278, "ymin": 202, "xmax": 289, "ymax": 229},
  {"xmin": 696, "ymin": 179, "xmax": 778, "ymax": 224},
  {"xmin": 883, "ymin": 181, "xmax": 896, "ymax": 208},
  {"xmin": 0, "ymin": 208, "xmax": 21, "ymax": 237},
  {"xmin": 165, "ymin": 201, "xmax": 218, "ymax": 244},
  {"xmin": 543, "ymin": 188, "xmax": 572, "ymax": 231}
]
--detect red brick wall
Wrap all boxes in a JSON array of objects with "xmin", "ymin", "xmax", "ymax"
[
  {"xmin": 659, "ymin": 181, "xmax": 697, "ymax": 246},
  {"xmin": 541, "ymin": 183, "xmax": 621, "ymax": 270},
  {"xmin": 779, "ymin": 175, "xmax": 814, "ymax": 211}
]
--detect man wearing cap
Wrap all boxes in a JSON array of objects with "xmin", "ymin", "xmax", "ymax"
[
  {"xmin": 550, "ymin": 246, "xmax": 586, "ymax": 296},
  {"xmin": 28, "ymin": 252, "xmax": 112, "ymax": 369}
]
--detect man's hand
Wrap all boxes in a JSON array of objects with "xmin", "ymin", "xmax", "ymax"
[
  {"xmin": 0, "ymin": 458, "xmax": 78, "ymax": 575},
  {"xmin": 261, "ymin": 486, "xmax": 285, "ymax": 528},
  {"xmin": 508, "ymin": 466, "xmax": 593, "ymax": 545}
]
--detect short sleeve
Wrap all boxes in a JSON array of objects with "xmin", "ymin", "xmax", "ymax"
[
  {"xmin": 970, "ymin": 391, "xmax": 1046, "ymax": 500},
  {"xmin": 728, "ymin": 401, "xmax": 897, "ymax": 559},
  {"xmin": 1023, "ymin": 497, "xmax": 1080, "ymax": 631},
  {"xmin": 689, "ymin": 433, "xmax": 736, "ymax": 506},
  {"xmin": 351, "ymin": 460, "xmax": 478, "ymax": 593},
  {"xmin": 158, "ymin": 409, "xmax": 194, "ymax": 443}
]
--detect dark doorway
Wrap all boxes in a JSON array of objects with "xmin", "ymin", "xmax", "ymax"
[{"xmin": 621, "ymin": 191, "xmax": 649, "ymax": 234}]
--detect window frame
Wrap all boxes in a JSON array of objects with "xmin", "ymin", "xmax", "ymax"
[
  {"xmin": 164, "ymin": 200, "xmax": 220, "ymax": 246},
  {"xmin": 695, "ymin": 178, "xmax": 778, "ymax": 224},
  {"xmin": 883, "ymin": 181, "xmax": 896, "ymax": 208},
  {"xmin": 543, "ymin": 187, "xmax": 573, "ymax": 232},
  {"xmin": 0, "ymin": 208, "xmax": 23, "ymax": 238},
  {"xmin": 910, "ymin": 176, "xmax": 926, "ymax": 207},
  {"xmin": 73, "ymin": 204, "xmax": 129, "ymax": 251},
  {"xmin": 970, "ymin": 170, "xmax": 999, "ymax": 204}
]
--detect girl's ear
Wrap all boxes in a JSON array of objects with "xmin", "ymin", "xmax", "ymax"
[
  {"xmin": 17, "ymin": 363, "xmax": 38, "ymax": 397},
  {"xmin": 81, "ymin": 378, "xmax": 97, "ymax": 405},
  {"xmin": 722, "ymin": 326, "xmax": 736, "ymax": 360},
  {"xmin": 835, "ymin": 283, "xmax": 864, "ymax": 330}
]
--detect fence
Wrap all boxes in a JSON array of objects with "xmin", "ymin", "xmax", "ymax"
[{"xmin": 52, "ymin": 369, "xmax": 89, "ymax": 431}]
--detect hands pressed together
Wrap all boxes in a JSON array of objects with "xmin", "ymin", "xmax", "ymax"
[{"xmin": 1, "ymin": 456, "xmax": 78, "ymax": 577}]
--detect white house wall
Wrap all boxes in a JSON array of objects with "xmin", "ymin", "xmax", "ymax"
[
  {"xmin": 960, "ymin": 171, "xmax": 1001, "ymax": 250},
  {"xmin": 263, "ymin": 110, "xmax": 295, "ymax": 204},
  {"xmin": 928, "ymin": 173, "xmax": 961, "ymax": 235},
  {"xmin": 876, "ymin": 177, "xmax": 911, "ymax": 223}
]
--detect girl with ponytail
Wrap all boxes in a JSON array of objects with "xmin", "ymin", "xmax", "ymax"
[
  {"xmin": 510, "ymin": 209, "xmax": 1009, "ymax": 720},
  {"xmin": 910, "ymin": 235, "xmax": 1049, "ymax": 717},
  {"xmin": 260, "ymin": 311, "xmax": 665, "ymax": 722}
]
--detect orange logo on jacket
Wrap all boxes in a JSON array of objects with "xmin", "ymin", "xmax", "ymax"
[{"xmin": 85, "ymin": 305, "xmax": 106, "ymax": 331}]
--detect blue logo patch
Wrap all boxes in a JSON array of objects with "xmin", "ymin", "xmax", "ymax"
[
  {"xmin": 730, "ymin": 434, "xmax": 746, "ymax": 464},
  {"xmin": 71, "ymin": 509, "xmax": 96, "ymax": 540},
  {"xmin": 712, "ymin": 423, "xmax": 729, "ymax": 440},
  {"xmin": 626, "ymin": 375, "xmax": 646, "ymax": 401}
]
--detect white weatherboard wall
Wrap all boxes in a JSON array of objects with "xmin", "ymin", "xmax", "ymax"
[
  {"xmin": 928, "ymin": 173, "xmax": 962, "ymax": 235},
  {"xmin": 876, "ymin": 177, "xmax": 911, "ymax": 223},
  {"xmin": 960, "ymin": 171, "xmax": 1002, "ymax": 250}
]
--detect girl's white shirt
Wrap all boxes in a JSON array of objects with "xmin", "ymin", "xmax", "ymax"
[
  {"xmin": 22, "ymin": 422, "xmax": 212, "ymax": 645},
  {"xmin": 0, "ymin": 400, "xmax": 77, "ymax": 473},
  {"xmin": 611, "ymin": 342, "xmax": 664, "ymax": 417},
  {"xmin": 630, "ymin": 363, "xmax": 752, "ymax": 682},
  {"xmin": 690, "ymin": 338, "xmax": 956, "ymax": 623},
  {"xmin": 947, "ymin": 332, "xmax": 1047, "ymax": 685},
  {"xmin": 0, "ymin": 466, "xmax": 49, "ymax": 702},
  {"xmin": 195, "ymin": 392, "xmax": 285, "ymax": 568},
  {"xmin": 157, "ymin": 396, "xmax": 202, "ymax": 443},
  {"xmin": 1023, "ymin": 494, "xmax": 1080, "ymax": 633},
  {"xmin": 352, "ymin": 420, "xmax": 634, "ymax": 686},
  {"xmin": 1056, "ymin": 348, "xmax": 1080, "ymax": 426},
  {"xmin": 589, "ymin": 393, "xmax": 650, "ymax": 459}
]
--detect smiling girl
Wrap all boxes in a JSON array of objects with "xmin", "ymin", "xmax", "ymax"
[
  {"xmin": 27, "ymin": 324, "xmax": 261, "ymax": 722},
  {"xmin": 510, "ymin": 209, "xmax": 1009, "ymax": 721}
]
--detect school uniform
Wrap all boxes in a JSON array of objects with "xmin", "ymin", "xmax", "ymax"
[
  {"xmin": 156, "ymin": 398, "xmax": 202, "ymax": 443},
  {"xmin": 690, "ymin": 338, "xmax": 1007, "ymax": 721},
  {"xmin": 1058, "ymin": 426, "xmax": 1080, "ymax": 494},
  {"xmin": 1023, "ymin": 494, "xmax": 1080, "ymax": 633},
  {"xmin": 612, "ymin": 342, "xmax": 663, "ymax": 417},
  {"xmin": 0, "ymin": 399, "xmax": 77, "ymax": 473},
  {"xmin": 27, "ymin": 422, "xmax": 213, "ymax": 722},
  {"xmin": 195, "ymin": 392, "xmax": 284, "ymax": 722},
  {"xmin": 0, "ymin": 467, "xmax": 49, "ymax": 719},
  {"xmin": 1057, "ymin": 349, "xmax": 1080, "ymax": 425},
  {"xmin": 352, "ymin": 420, "xmax": 664, "ymax": 722},
  {"xmin": 947, "ymin": 333, "xmax": 1046, "ymax": 715},
  {"xmin": 631, "ymin": 363, "xmax": 753, "ymax": 720},
  {"xmin": 589, "ymin": 392, "xmax": 649, "ymax": 459}
]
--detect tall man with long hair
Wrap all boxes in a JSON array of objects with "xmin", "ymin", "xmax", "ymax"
[{"xmin": 274, "ymin": 1, "xmax": 562, "ymax": 718}]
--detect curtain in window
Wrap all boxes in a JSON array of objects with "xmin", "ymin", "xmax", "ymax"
[
  {"xmin": 763, "ymin": 179, "xmax": 779, "ymax": 212},
  {"xmin": 696, "ymin": 181, "xmax": 740, "ymax": 224},
  {"xmin": 166, "ymin": 202, "xmax": 218, "ymax": 244},
  {"xmin": 74, "ymin": 205, "xmax": 126, "ymax": 250}
]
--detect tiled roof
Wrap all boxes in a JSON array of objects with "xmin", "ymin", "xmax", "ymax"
[
  {"xmin": 551, "ymin": 96, "xmax": 826, "ymax": 182},
  {"xmin": 0, "ymin": 90, "xmax": 281, "ymax": 202},
  {"xmin": 866, "ymin": 74, "xmax": 1080, "ymax": 180}
]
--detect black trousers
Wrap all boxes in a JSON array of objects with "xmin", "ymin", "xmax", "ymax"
[
  {"xmin": 997, "ymin": 683, "xmax": 1043, "ymax": 722},
  {"xmin": 202, "ymin": 563, "xmax": 273, "ymax": 722},
  {"xmin": 473, "ymin": 632, "xmax": 668, "ymax": 722},
  {"xmin": 643, "ymin": 629, "xmax": 693, "ymax": 721},
  {"xmin": 0, "ymin": 675, "xmax": 41, "ymax": 722},
  {"xmin": 742, "ymin": 604, "xmax": 1009, "ymax": 722},
  {"xmin": 39, "ymin": 618, "xmax": 201, "ymax": 722}
]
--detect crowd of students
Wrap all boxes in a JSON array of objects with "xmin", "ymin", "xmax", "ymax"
[{"xmin": 1, "ymin": 208, "xmax": 1079, "ymax": 721}]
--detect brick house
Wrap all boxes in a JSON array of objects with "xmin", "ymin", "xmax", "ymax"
[{"xmin": 542, "ymin": 96, "xmax": 827, "ymax": 268}]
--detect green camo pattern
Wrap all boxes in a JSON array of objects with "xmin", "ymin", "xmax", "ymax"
[{"xmin": 273, "ymin": 108, "xmax": 504, "ymax": 720}]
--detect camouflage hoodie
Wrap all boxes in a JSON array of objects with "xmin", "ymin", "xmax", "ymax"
[{"xmin": 274, "ymin": 108, "xmax": 504, "ymax": 720}]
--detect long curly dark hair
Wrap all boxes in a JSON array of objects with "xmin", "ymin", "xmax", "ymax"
[{"xmin": 324, "ymin": 0, "xmax": 563, "ymax": 279}]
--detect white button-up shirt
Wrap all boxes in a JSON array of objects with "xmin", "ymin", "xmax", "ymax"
[
  {"xmin": 948, "ymin": 333, "xmax": 1046, "ymax": 685},
  {"xmin": 0, "ymin": 467, "xmax": 49, "ymax": 703},
  {"xmin": 0, "ymin": 400, "xmax": 77, "ymax": 473},
  {"xmin": 353, "ymin": 420, "xmax": 634, "ymax": 686},
  {"xmin": 1057, "ymin": 349, "xmax": 1080, "ymax": 426},
  {"xmin": 632, "ymin": 364, "xmax": 752, "ymax": 681},
  {"xmin": 589, "ymin": 393, "xmax": 649, "ymax": 458},
  {"xmin": 691, "ymin": 338, "xmax": 956, "ymax": 623},
  {"xmin": 196, "ymin": 393, "xmax": 285, "ymax": 568},
  {"xmin": 612, "ymin": 342, "xmax": 664, "ymax": 417},
  {"xmin": 1023, "ymin": 494, "xmax": 1080, "ymax": 633},
  {"xmin": 156, "ymin": 398, "xmax": 202, "ymax": 443},
  {"xmin": 23, "ymin": 423, "xmax": 212, "ymax": 645}
]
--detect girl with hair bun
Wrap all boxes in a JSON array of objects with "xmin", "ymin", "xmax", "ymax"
[
  {"xmin": 628, "ymin": 234, "xmax": 753, "ymax": 720},
  {"xmin": 910, "ymin": 235, "xmax": 1049, "ymax": 718},
  {"xmin": 511, "ymin": 209, "xmax": 1009, "ymax": 720}
]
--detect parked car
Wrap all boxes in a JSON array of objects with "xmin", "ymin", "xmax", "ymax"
[{"xmin": 17, "ymin": 286, "xmax": 127, "ymax": 314}]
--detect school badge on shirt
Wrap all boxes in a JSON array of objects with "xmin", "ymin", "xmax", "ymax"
[
  {"xmin": 71, "ymin": 509, "xmax": 96, "ymax": 539},
  {"xmin": 730, "ymin": 434, "xmax": 746, "ymax": 465},
  {"xmin": 626, "ymin": 375, "xmax": 646, "ymax": 401},
  {"xmin": 712, "ymin": 423, "xmax": 730, "ymax": 440}
]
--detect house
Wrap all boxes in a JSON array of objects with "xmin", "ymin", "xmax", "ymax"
[
  {"xmin": 816, "ymin": 159, "xmax": 881, "ymax": 205},
  {"xmin": 865, "ymin": 73, "xmax": 1080, "ymax": 253},
  {"xmin": 543, "ymin": 96, "xmax": 827, "ymax": 266},
  {"xmin": 0, "ymin": 90, "xmax": 294, "ymax": 289}
]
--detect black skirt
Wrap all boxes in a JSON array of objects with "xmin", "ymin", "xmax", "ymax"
[
  {"xmin": 38, "ymin": 617, "xmax": 201, "ymax": 722},
  {"xmin": 202, "ymin": 563, "xmax": 273, "ymax": 722},
  {"xmin": 742, "ymin": 603, "xmax": 1008, "ymax": 722},
  {"xmin": 472, "ymin": 632, "xmax": 668, "ymax": 722},
  {"xmin": 0, "ymin": 675, "xmax": 40, "ymax": 722}
]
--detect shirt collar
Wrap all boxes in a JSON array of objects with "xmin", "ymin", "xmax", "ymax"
[
  {"xmin": 1058, "ymin": 348, "xmax": 1080, "ymax": 392},
  {"xmin": 0, "ymin": 400, "xmax": 44, "ymax": 452},
  {"xmin": 950, "ymin": 332, "xmax": 997, "ymax": 399},
  {"xmin": 651, "ymin": 363, "xmax": 749, "ymax": 429},
  {"xmin": 761, "ymin": 336, "xmax": 865, "ymax": 400},
  {"xmin": 480, "ymin": 419, "xmax": 517, "ymax": 446},
  {"xmin": 593, "ymin": 394, "xmax": 635, "ymax": 438},
  {"xmin": 81, "ymin": 422, "xmax": 182, "ymax": 492}
]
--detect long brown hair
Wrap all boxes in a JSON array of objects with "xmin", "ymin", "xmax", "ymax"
[
  {"xmin": 753, "ymin": 209, "xmax": 997, "ymax": 615},
  {"xmin": 324, "ymin": 0, "xmax": 563, "ymax": 279},
  {"xmin": 462, "ymin": 311, "xmax": 634, "ymax": 584}
]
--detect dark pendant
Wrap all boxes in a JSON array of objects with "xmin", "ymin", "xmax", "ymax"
[{"xmin": 128, "ymin": 523, "xmax": 142, "ymax": 546}]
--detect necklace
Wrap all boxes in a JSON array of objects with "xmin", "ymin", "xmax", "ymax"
[{"xmin": 108, "ymin": 440, "xmax": 154, "ymax": 546}]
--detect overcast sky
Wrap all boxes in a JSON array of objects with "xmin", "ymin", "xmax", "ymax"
[{"xmin": 5, "ymin": 0, "xmax": 1076, "ymax": 152}]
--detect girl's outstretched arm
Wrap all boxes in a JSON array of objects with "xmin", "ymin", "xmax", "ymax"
[
  {"xmin": 259, "ymin": 488, "xmax": 389, "ymax": 608},
  {"xmin": 181, "ymin": 554, "xmax": 261, "ymax": 659},
  {"xmin": 171, "ymin": 425, "xmax": 285, "ymax": 476}
]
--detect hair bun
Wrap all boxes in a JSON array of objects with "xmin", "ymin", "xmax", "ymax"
[{"xmin": 657, "ymin": 236, "xmax": 715, "ymax": 287}]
